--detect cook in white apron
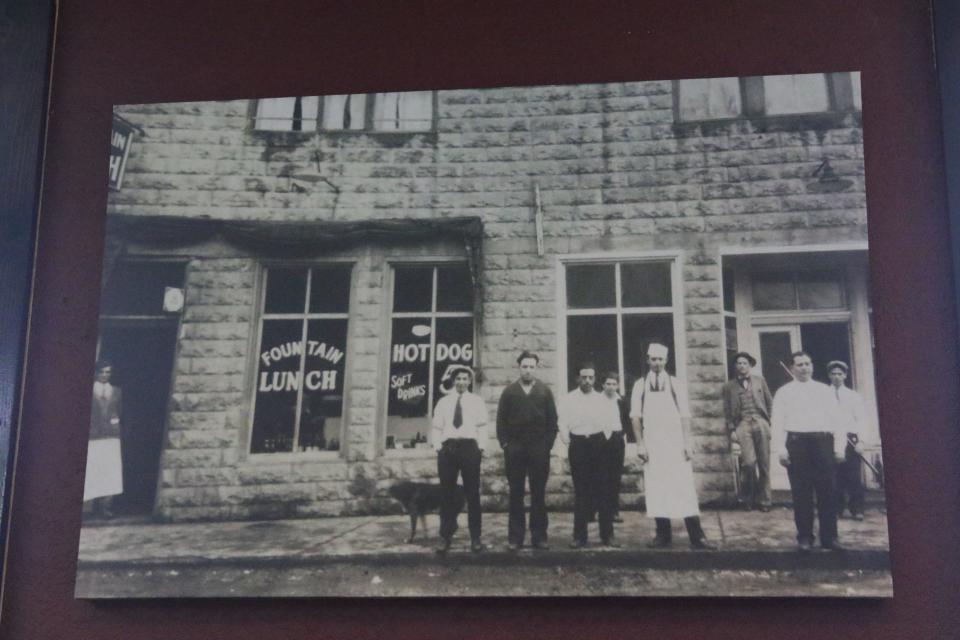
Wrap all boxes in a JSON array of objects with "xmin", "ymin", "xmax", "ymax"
[{"xmin": 629, "ymin": 343, "xmax": 715, "ymax": 549}]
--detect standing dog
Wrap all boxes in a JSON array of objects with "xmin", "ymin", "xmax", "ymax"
[{"xmin": 388, "ymin": 481, "xmax": 465, "ymax": 543}]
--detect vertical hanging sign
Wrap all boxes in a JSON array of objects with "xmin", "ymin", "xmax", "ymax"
[{"xmin": 108, "ymin": 115, "xmax": 136, "ymax": 191}]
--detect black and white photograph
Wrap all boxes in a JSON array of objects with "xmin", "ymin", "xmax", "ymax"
[{"xmin": 75, "ymin": 71, "xmax": 891, "ymax": 598}]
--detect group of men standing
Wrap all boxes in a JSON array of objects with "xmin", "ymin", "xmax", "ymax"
[{"xmin": 431, "ymin": 344, "xmax": 872, "ymax": 555}]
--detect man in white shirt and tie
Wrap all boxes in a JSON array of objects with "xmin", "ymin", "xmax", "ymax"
[
  {"xmin": 827, "ymin": 360, "xmax": 870, "ymax": 521},
  {"xmin": 772, "ymin": 351, "xmax": 847, "ymax": 552},
  {"xmin": 432, "ymin": 365, "xmax": 488, "ymax": 554}
]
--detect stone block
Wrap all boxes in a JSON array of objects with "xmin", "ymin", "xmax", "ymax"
[
  {"xmin": 237, "ymin": 464, "xmax": 295, "ymax": 485},
  {"xmin": 162, "ymin": 448, "xmax": 224, "ymax": 469},
  {"xmin": 175, "ymin": 467, "xmax": 239, "ymax": 487},
  {"xmin": 167, "ymin": 429, "xmax": 237, "ymax": 450}
]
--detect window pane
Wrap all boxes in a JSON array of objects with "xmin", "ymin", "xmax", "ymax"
[
  {"xmin": 433, "ymin": 316, "xmax": 475, "ymax": 401},
  {"xmin": 764, "ymin": 74, "xmax": 829, "ymax": 115},
  {"xmin": 251, "ymin": 320, "xmax": 304, "ymax": 453},
  {"xmin": 759, "ymin": 331, "xmax": 794, "ymax": 394},
  {"xmin": 101, "ymin": 261, "xmax": 186, "ymax": 316},
  {"xmin": 622, "ymin": 314, "xmax": 676, "ymax": 386},
  {"xmin": 722, "ymin": 268, "xmax": 736, "ymax": 312},
  {"xmin": 322, "ymin": 94, "xmax": 367, "ymax": 130},
  {"xmin": 373, "ymin": 91, "xmax": 433, "ymax": 131},
  {"xmin": 298, "ymin": 319, "xmax": 348, "ymax": 452},
  {"xmin": 566, "ymin": 315, "xmax": 617, "ymax": 392},
  {"xmin": 566, "ymin": 264, "xmax": 615, "ymax": 309},
  {"xmin": 436, "ymin": 265, "xmax": 473, "ymax": 312},
  {"xmin": 678, "ymin": 77, "xmax": 742, "ymax": 121},
  {"xmin": 621, "ymin": 261, "xmax": 672, "ymax": 308},
  {"xmin": 393, "ymin": 266, "xmax": 434, "ymax": 312},
  {"xmin": 725, "ymin": 316, "xmax": 739, "ymax": 380},
  {"xmin": 387, "ymin": 317, "xmax": 433, "ymax": 448},
  {"xmin": 264, "ymin": 268, "xmax": 307, "ymax": 314},
  {"xmin": 851, "ymin": 71, "xmax": 862, "ymax": 111},
  {"xmin": 752, "ymin": 275, "xmax": 796, "ymax": 311},
  {"xmin": 255, "ymin": 97, "xmax": 296, "ymax": 131},
  {"xmin": 797, "ymin": 274, "xmax": 844, "ymax": 309},
  {"xmin": 309, "ymin": 265, "xmax": 352, "ymax": 313}
]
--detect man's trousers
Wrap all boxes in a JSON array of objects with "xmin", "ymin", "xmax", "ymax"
[
  {"xmin": 504, "ymin": 438, "xmax": 552, "ymax": 545},
  {"xmin": 437, "ymin": 439, "xmax": 482, "ymax": 541},
  {"xmin": 785, "ymin": 432, "xmax": 839, "ymax": 546},
  {"xmin": 569, "ymin": 433, "xmax": 614, "ymax": 543}
]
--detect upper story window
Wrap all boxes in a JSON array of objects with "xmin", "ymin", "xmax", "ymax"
[
  {"xmin": 250, "ymin": 265, "xmax": 352, "ymax": 454},
  {"xmin": 676, "ymin": 72, "xmax": 861, "ymax": 122},
  {"xmin": 254, "ymin": 91, "xmax": 434, "ymax": 133},
  {"xmin": 386, "ymin": 264, "xmax": 474, "ymax": 451}
]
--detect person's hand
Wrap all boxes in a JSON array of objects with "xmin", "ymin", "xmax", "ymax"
[
  {"xmin": 730, "ymin": 440, "xmax": 742, "ymax": 456},
  {"xmin": 637, "ymin": 442, "xmax": 648, "ymax": 463},
  {"xmin": 834, "ymin": 450, "xmax": 846, "ymax": 463},
  {"xmin": 778, "ymin": 452, "xmax": 790, "ymax": 467},
  {"xmin": 728, "ymin": 430, "xmax": 739, "ymax": 444},
  {"xmin": 854, "ymin": 442, "xmax": 865, "ymax": 455}
]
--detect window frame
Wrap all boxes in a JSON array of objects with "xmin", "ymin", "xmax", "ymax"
[
  {"xmin": 246, "ymin": 261, "xmax": 355, "ymax": 460},
  {"xmin": 381, "ymin": 259, "xmax": 477, "ymax": 459},
  {"xmin": 672, "ymin": 72, "xmax": 861, "ymax": 128},
  {"xmin": 556, "ymin": 251, "xmax": 686, "ymax": 397},
  {"xmin": 250, "ymin": 91, "xmax": 439, "ymax": 135}
]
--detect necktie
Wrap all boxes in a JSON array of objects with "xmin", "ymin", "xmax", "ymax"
[
  {"xmin": 835, "ymin": 387, "xmax": 840, "ymax": 401},
  {"xmin": 453, "ymin": 394, "xmax": 463, "ymax": 428}
]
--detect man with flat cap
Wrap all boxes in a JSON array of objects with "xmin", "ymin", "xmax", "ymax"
[
  {"xmin": 432, "ymin": 365, "xmax": 488, "ymax": 554},
  {"xmin": 827, "ymin": 360, "xmax": 871, "ymax": 521},
  {"xmin": 722, "ymin": 351, "xmax": 775, "ymax": 511},
  {"xmin": 497, "ymin": 350, "xmax": 559, "ymax": 551},
  {"xmin": 630, "ymin": 343, "xmax": 715, "ymax": 549}
]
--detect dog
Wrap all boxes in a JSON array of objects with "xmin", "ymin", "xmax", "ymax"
[{"xmin": 388, "ymin": 481, "xmax": 465, "ymax": 543}]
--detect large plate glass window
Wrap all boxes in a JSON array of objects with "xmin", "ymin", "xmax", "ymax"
[
  {"xmin": 564, "ymin": 259, "xmax": 676, "ymax": 396},
  {"xmin": 387, "ymin": 264, "xmax": 474, "ymax": 450},
  {"xmin": 250, "ymin": 265, "xmax": 351, "ymax": 453}
]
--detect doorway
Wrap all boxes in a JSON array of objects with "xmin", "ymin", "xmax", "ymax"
[
  {"xmin": 757, "ymin": 322, "xmax": 852, "ymax": 393},
  {"xmin": 97, "ymin": 322, "xmax": 178, "ymax": 516}
]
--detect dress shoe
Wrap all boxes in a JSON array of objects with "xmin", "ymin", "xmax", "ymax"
[
  {"xmin": 470, "ymin": 540, "xmax": 487, "ymax": 553},
  {"xmin": 822, "ymin": 540, "xmax": 847, "ymax": 552},
  {"xmin": 690, "ymin": 538, "xmax": 717, "ymax": 550},
  {"xmin": 797, "ymin": 540, "xmax": 813, "ymax": 553},
  {"xmin": 612, "ymin": 514, "xmax": 624, "ymax": 523},
  {"xmin": 602, "ymin": 537, "xmax": 621, "ymax": 548},
  {"xmin": 506, "ymin": 542, "xmax": 521, "ymax": 552},
  {"xmin": 569, "ymin": 539, "xmax": 587, "ymax": 549},
  {"xmin": 646, "ymin": 536, "xmax": 672, "ymax": 549},
  {"xmin": 532, "ymin": 541, "xmax": 550, "ymax": 550},
  {"xmin": 435, "ymin": 538, "xmax": 452, "ymax": 555}
]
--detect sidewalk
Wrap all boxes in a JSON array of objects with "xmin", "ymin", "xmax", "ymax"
[{"xmin": 75, "ymin": 506, "xmax": 892, "ymax": 597}]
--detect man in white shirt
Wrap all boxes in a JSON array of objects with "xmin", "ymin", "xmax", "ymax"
[
  {"xmin": 772, "ymin": 351, "xmax": 847, "ymax": 552},
  {"xmin": 431, "ymin": 365, "xmax": 488, "ymax": 554},
  {"xmin": 559, "ymin": 363, "xmax": 614, "ymax": 548},
  {"xmin": 827, "ymin": 360, "xmax": 870, "ymax": 521},
  {"xmin": 599, "ymin": 372, "xmax": 628, "ymax": 535}
]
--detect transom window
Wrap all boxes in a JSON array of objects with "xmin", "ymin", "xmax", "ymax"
[
  {"xmin": 563, "ymin": 259, "xmax": 677, "ymax": 393},
  {"xmin": 250, "ymin": 265, "xmax": 352, "ymax": 454},
  {"xmin": 254, "ymin": 91, "xmax": 434, "ymax": 132},
  {"xmin": 676, "ymin": 72, "xmax": 861, "ymax": 122},
  {"xmin": 752, "ymin": 271, "xmax": 846, "ymax": 312},
  {"xmin": 386, "ymin": 264, "xmax": 474, "ymax": 450}
]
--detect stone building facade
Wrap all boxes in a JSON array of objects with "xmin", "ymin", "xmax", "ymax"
[{"xmin": 97, "ymin": 74, "xmax": 878, "ymax": 522}]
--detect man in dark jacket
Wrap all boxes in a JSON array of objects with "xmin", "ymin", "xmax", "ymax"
[
  {"xmin": 497, "ymin": 350, "xmax": 558, "ymax": 551},
  {"xmin": 722, "ymin": 351, "xmax": 775, "ymax": 511}
]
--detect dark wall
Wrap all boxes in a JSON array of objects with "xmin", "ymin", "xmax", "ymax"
[{"xmin": 3, "ymin": 1, "xmax": 958, "ymax": 638}]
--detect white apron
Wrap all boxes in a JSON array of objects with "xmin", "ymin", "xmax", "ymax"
[
  {"xmin": 83, "ymin": 437, "xmax": 123, "ymax": 501},
  {"xmin": 641, "ymin": 380, "xmax": 700, "ymax": 519}
]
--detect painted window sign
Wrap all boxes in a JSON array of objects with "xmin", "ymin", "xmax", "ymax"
[
  {"xmin": 250, "ymin": 266, "xmax": 351, "ymax": 454},
  {"xmin": 386, "ymin": 265, "xmax": 474, "ymax": 449}
]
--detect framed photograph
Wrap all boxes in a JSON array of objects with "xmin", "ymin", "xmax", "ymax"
[
  {"xmin": 74, "ymin": 71, "xmax": 891, "ymax": 598},
  {"xmin": 5, "ymin": 1, "xmax": 959, "ymax": 637}
]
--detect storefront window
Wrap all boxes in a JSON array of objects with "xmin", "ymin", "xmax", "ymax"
[
  {"xmin": 250, "ymin": 265, "xmax": 351, "ymax": 454},
  {"xmin": 564, "ymin": 259, "xmax": 676, "ymax": 394},
  {"xmin": 753, "ymin": 271, "xmax": 845, "ymax": 312},
  {"xmin": 386, "ymin": 264, "xmax": 474, "ymax": 450}
]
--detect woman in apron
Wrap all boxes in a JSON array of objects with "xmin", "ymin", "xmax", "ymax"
[{"xmin": 629, "ymin": 343, "xmax": 715, "ymax": 549}]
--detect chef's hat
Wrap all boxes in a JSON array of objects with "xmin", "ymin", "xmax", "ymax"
[{"xmin": 647, "ymin": 343, "xmax": 669, "ymax": 358}]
